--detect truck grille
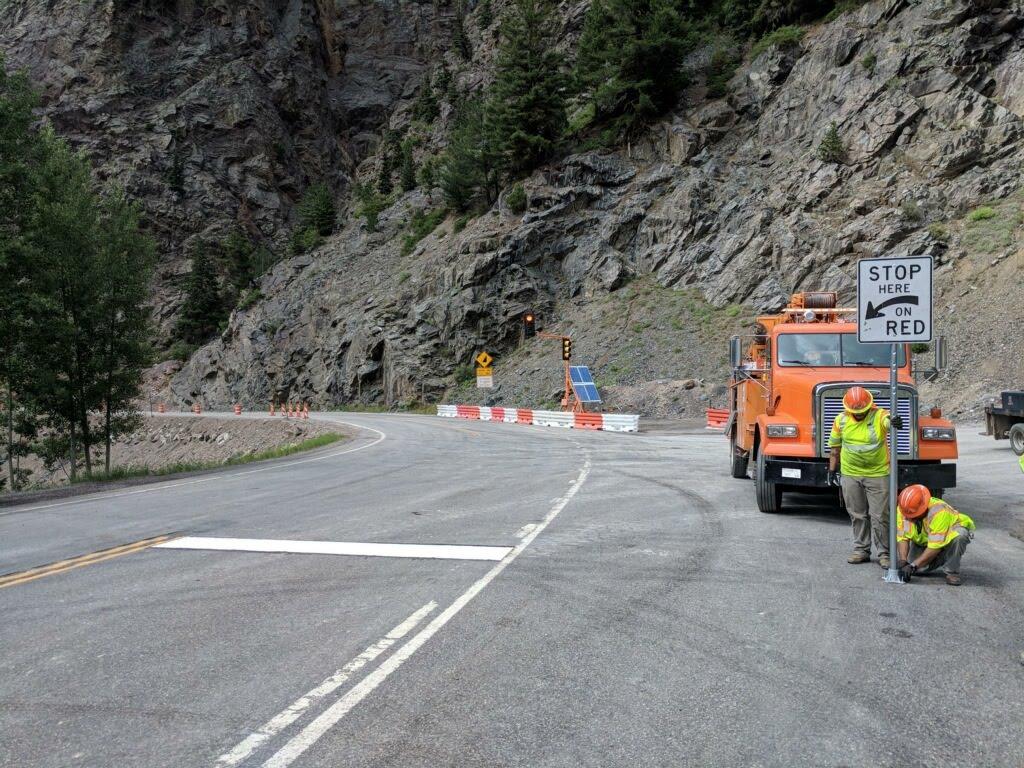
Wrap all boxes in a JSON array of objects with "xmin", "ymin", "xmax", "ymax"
[{"xmin": 822, "ymin": 393, "xmax": 914, "ymax": 458}]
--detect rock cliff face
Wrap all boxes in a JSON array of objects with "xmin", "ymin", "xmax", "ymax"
[
  {"xmin": 164, "ymin": 0, "xmax": 1024, "ymax": 416},
  {"xmin": 5, "ymin": 0, "xmax": 1023, "ymax": 415},
  {"xmin": 0, "ymin": 0, "xmax": 454, "ymax": 331}
]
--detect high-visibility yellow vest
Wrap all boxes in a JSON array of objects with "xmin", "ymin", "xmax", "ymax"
[
  {"xmin": 828, "ymin": 407, "xmax": 891, "ymax": 477},
  {"xmin": 897, "ymin": 498, "xmax": 976, "ymax": 550}
]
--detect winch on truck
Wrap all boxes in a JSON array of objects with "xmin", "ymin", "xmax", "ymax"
[{"xmin": 725, "ymin": 291, "xmax": 957, "ymax": 514}]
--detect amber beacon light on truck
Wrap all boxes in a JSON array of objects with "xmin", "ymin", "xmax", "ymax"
[{"xmin": 725, "ymin": 291, "xmax": 958, "ymax": 514}]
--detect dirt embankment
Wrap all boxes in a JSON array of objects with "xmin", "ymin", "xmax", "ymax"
[{"xmin": 11, "ymin": 416, "xmax": 344, "ymax": 490}]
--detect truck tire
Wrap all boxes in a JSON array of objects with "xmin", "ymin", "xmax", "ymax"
[
  {"xmin": 754, "ymin": 449, "xmax": 783, "ymax": 514},
  {"xmin": 729, "ymin": 433, "xmax": 749, "ymax": 479},
  {"xmin": 1010, "ymin": 423, "xmax": 1024, "ymax": 456}
]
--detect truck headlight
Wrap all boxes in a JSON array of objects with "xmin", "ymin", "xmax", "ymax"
[
  {"xmin": 920, "ymin": 427, "xmax": 955, "ymax": 441},
  {"xmin": 767, "ymin": 424, "xmax": 799, "ymax": 438}
]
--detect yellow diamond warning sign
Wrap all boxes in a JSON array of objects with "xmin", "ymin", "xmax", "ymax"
[{"xmin": 475, "ymin": 351, "xmax": 493, "ymax": 368}]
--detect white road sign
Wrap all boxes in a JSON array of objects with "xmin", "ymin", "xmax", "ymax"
[
  {"xmin": 476, "ymin": 375, "xmax": 493, "ymax": 388},
  {"xmin": 857, "ymin": 256, "xmax": 932, "ymax": 343}
]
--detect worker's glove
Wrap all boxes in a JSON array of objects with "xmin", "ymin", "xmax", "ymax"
[
  {"xmin": 899, "ymin": 563, "xmax": 918, "ymax": 582},
  {"xmin": 891, "ymin": 415, "xmax": 904, "ymax": 430},
  {"xmin": 828, "ymin": 470, "xmax": 842, "ymax": 487}
]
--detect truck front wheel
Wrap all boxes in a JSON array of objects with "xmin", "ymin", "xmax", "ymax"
[
  {"xmin": 1010, "ymin": 423, "xmax": 1024, "ymax": 456},
  {"xmin": 754, "ymin": 449, "xmax": 783, "ymax": 514}
]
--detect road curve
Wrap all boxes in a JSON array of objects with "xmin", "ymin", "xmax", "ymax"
[{"xmin": 1, "ymin": 412, "xmax": 1022, "ymax": 768}]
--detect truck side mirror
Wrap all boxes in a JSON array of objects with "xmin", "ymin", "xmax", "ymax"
[
  {"xmin": 924, "ymin": 336, "xmax": 947, "ymax": 382},
  {"xmin": 729, "ymin": 336, "xmax": 742, "ymax": 369}
]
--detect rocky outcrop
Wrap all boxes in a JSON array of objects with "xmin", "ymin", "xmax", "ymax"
[
  {"xmin": 166, "ymin": 0, "xmax": 1024, "ymax": 416},
  {"xmin": 0, "ymin": 0, "xmax": 455, "ymax": 331}
]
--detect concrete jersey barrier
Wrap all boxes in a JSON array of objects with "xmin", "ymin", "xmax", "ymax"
[{"xmin": 437, "ymin": 404, "xmax": 639, "ymax": 433}]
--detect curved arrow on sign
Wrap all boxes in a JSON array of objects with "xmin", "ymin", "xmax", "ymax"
[{"xmin": 865, "ymin": 295, "xmax": 918, "ymax": 320}]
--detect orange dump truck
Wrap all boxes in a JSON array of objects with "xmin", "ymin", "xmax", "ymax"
[{"xmin": 727, "ymin": 292, "xmax": 957, "ymax": 513}]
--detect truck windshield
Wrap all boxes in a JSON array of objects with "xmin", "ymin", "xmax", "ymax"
[{"xmin": 777, "ymin": 333, "xmax": 906, "ymax": 367}]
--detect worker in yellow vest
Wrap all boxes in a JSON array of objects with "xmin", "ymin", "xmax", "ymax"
[
  {"xmin": 896, "ymin": 484, "xmax": 975, "ymax": 586},
  {"xmin": 828, "ymin": 386, "xmax": 900, "ymax": 569}
]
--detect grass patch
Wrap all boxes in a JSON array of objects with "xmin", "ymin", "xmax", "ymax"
[
  {"xmin": 71, "ymin": 433, "xmax": 346, "ymax": 485},
  {"xmin": 962, "ymin": 196, "xmax": 1023, "ymax": 255},
  {"xmin": 860, "ymin": 52, "xmax": 877, "ymax": 73},
  {"xmin": 824, "ymin": 0, "xmax": 868, "ymax": 23},
  {"xmin": 750, "ymin": 26, "xmax": 805, "ymax": 60},
  {"xmin": 927, "ymin": 223, "xmax": 949, "ymax": 242},
  {"xmin": 900, "ymin": 200, "xmax": 923, "ymax": 222},
  {"xmin": 398, "ymin": 270, "xmax": 411, "ymax": 284},
  {"xmin": 706, "ymin": 47, "xmax": 740, "ymax": 99}
]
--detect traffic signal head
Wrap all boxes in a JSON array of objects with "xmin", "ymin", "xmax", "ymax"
[
  {"xmin": 523, "ymin": 312, "xmax": 536, "ymax": 338},
  {"xmin": 562, "ymin": 337, "xmax": 572, "ymax": 361}
]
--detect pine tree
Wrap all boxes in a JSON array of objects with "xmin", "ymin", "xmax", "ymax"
[
  {"xmin": 297, "ymin": 182, "xmax": 336, "ymax": 236},
  {"xmin": 817, "ymin": 121, "xmax": 846, "ymax": 163},
  {"xmin": 413, "ymin": 77, "xmax": 440, "ymax": 123},
  {"xmin": 441, "ymin": 98, "xmax": 502, "ymax": 211},
  {"xmin": 575, "ymin": 0, "xmax": 695, "ymax": 138},
  {"xmin": 399, "ymin": 140, "xmax": 418, "ymax": 192},
  {"xmin": 489, "ymin": 0, "xmax": 569, "ymax": 174},
  {"xmin": 452, "ymin": 6, "xmax": 472, "ymax": 60},
  {"xmin": 478, "ymin": 0, "xmax": 494, "ymax": 28},
  {"xmin": 176, "ymin": 244, "xmax": 223, "ymax": 346}
]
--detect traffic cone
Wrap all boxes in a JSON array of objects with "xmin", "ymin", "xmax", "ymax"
[
  {"xmin": 270, "ymin": 402, "xmax": 276, "ymax": 416},
  {"xmin": 302, "ymin": 403, "xmax": 309, "ymax": 420},
  {"xmin": 192, "ymin": 402, "xmax": 201, "ymax": 415},
  {"xmin": 234, "ymin": 403, "xmax": 242, "ymax": 416},
  {"xmin": 157, "ymin": 403, "xmax": 166, "ymax": 414}
]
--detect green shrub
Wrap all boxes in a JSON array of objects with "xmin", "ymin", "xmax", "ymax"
[
  {"xmin": 706, "ymin": 48, "xmax": 740, "ymax": 98},
  {"xmin": 289, "ymin": 225, "xmax": 322, "ymax": 255},
  {"xmin": 900, "ymin": 200, "xmax": 923, "ymax": 222},
  {"xmin": 962, "ymin": 198, "xmax": 1022, "ymax": 255},
  {"xmin": 927, "ymin": 223, "xmax": 949, "ymax": 242},
  {"xmin": 824, "ymin": 0, "xmax": 868, "ymax": 23},
  {"xmin": 353, "ymin": 182, "xmax": 387, "ymax": 232},
  {"xmin": 506, "ymin": 183, "xmax": 527, "ymax": 214},
  {"xmin": 860, "ymin": 52, "xmax": 876, "ymax": 73},
  {"xmin": 237, "ymin": 288, "xmax": 263, "ymax": 310},
  {"xmin": 750, "ymin": 25, "xmax": 805, "ymax": 60},
  {"xmin": 165, "ymin": 340, "xmax": 197, "ymax": 362},
  {"xmin": 401, "ymin": 207, "xmax": 447, "ymax": 256},
  {"xmin": 454, "ymin": 213, "xmax": 473, "ymax": 232},
  {"xmin": 398, "ymin": 271, "xmax": 411, "ymax": 284},
  {"xmin": 967, "ymin": 206, "xmax": 996, "ymax": 222},
  {"xmin": 454, "ymin": 363, "xmax": 476, "ymax": 385},
  {"xmin": 817, "ymin": 121, "xmax": 846, "ymax": 163},
  {"xmin": 911, "ymin": 342, "xmax": 931, "ymax": 354}
]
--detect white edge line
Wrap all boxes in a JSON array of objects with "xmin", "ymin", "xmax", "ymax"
[
  {"xmin": 3, "ymin": 417, "xmax": 385, "ymax": 515},
  {"xmin": 261, "ymin": 456, "xmax": 592, "ymax": 768},
  {"xmin": 215, "ymin": 600, "xmax": 437, "ymax": 767},
  {"xmin": 156, "ymin": 537, "xmax": 512, "ymax": 562}
]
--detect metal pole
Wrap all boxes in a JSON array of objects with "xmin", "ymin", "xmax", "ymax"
[{"xmin": 883, "ymin": 342, "xmax": 903, "ymax": 583}]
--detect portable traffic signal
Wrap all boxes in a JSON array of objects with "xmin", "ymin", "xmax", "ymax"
[
  {"xmin": 562, "ymin": 337, "xmax": 572, "ymax": 361},
  {"xmin": 523, "ymin": 311, "xmax": 536, "ymax": 338}
]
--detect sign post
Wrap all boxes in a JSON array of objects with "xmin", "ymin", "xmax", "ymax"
[
  {"xmin": 475, "ymin": 352, "xmax": 494, "ymax": 389},
  {"xmin": 857, "ymin": 256, "xmax": 933, "ymax": 584}
]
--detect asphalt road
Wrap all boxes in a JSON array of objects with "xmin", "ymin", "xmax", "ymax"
[{"xmin": 1, "ymin": 413, "xmax": 1022, "ymax": 768}]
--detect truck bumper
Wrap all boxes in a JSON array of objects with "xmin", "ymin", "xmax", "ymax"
[{"xmin": 765, "ymin": 458, "xmax": 956, "ymax": 489}]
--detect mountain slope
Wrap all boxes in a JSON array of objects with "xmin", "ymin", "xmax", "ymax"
[{"xmin": 167, "ymin": 0, "xmax": 1024, "ymax": 417}]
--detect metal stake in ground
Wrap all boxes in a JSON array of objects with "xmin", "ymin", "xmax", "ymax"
[{"xmin": 883, "ymin": 342, "xmax": 903, "ymax": 584}]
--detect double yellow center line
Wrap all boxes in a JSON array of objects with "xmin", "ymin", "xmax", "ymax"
[{"xmin": 0, "ymin": 533, "xmax": 178, "ymax": 590}]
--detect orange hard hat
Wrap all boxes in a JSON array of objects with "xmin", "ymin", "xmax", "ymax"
[
  {"xmin": 898, "ymin": 484, "xmax": 931, "ymax": 520},
  {"xmin": 843, "ymin": 386, "xmax": 874, "ymax": 415}
]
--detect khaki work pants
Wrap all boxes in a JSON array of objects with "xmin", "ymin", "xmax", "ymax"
[
  {"xmin": 841, "ymin": 474, "xmax": 890, "ymax": 558},
  {"xmin": 907, "ymin": 526, "xmax": 973, "ymax": 575}
]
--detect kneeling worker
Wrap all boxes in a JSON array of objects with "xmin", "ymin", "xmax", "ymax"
[{"xmin": 896, "ymin": 484, "xmax": 976, "ymax": 586}]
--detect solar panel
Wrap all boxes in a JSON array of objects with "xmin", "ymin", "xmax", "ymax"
[{"xmin": 569, "ymin": 365, "xmax": 602, "ymax": 403}]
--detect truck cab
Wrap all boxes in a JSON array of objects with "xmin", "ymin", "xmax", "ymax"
[{"xmin": 727, "ymin": 292, "xmax": 957, "ymax": 513}]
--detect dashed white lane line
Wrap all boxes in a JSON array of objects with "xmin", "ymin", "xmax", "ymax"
[
  {"xmin": 215, "ymin": 601, "xmax": 437, "ymax": 767},
  {"xmin": 260, "ymin": 456, "xmax": 592, "ymax": 768},
  {"xmin": 0, "ymin": 418, "xmax": 385, "ymax": 515},
  {"xmin": 155, "ymin": 537, "xmax": 512, "ymax": 562}
]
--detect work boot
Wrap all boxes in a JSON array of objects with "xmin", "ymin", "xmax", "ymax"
[
  {"xmin": 945, "ymin": 572, "xmax": 962, "ymax": 586},
  {"xmin": 848, "ymin": 552, "xmax": 870, "ymax": 564},
  {"xmin": 879, "ymin": 555, "xmax": 891, "ymax": 569}
]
